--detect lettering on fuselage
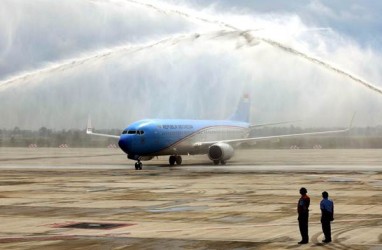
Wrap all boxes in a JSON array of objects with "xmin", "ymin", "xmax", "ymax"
[{"xmin": 161, "ymin": 125, "xmax": 194, "ymax": 130}]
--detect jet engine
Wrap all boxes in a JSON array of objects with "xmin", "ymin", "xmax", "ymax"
[{"xmin": 208, "ymin": 143, "xmax": 234, "ymax": 163}]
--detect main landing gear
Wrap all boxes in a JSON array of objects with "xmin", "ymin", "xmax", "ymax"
[
  {"xmin": 134, "ymin": 156, "xmax": 182, "ymax": 170},
  {"xmin": 169, "ymin": 155, "xmax": 182, "ymax": 166}
]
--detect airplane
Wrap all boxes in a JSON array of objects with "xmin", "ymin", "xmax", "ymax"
[{"xmin": 86, "ymin": 95, "xmax": 353, "ymax": 170}]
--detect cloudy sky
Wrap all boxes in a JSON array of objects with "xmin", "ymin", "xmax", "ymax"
[{"xmin": 0, "ymin": 0, "xmax": 381, "ymax": 129}]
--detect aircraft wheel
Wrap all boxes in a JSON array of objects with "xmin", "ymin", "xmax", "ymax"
[
  {"xmin": 169, "ymin": 156, "xmax": 176, "ymax": 166},
  {"xmin": 213, "ymin": 160, "xmax": 219, "ymax": 165},
  {"xmin": 175, "ymin": 156, "xmax": 182, "ymax": 165},
  {"xmin": 135, "ymin": 162, "xmax": 143, "ymax": 170},
  {"xmin": 220, "ymin": 160, "xmax": 226, "ymax": 165}
]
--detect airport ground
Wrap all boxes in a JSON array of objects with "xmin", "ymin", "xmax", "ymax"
[{"xmin": 0, "ymin": 148, "xmax": 381, "ymax": 249}]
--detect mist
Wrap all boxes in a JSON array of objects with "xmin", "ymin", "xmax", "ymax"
[{"xmin": 0, "ymin": 0, "xmax": 381, "ymax": 130}]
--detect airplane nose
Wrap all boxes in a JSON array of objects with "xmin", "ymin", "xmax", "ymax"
[{"xmin": 118, "ymin": 135, "xmax": 130, "ymax": 154}]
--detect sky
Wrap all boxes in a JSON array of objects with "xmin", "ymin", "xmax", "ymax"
[{"xmin": 0, "ymin": 0, "xmax": 381, "ymax": 130}]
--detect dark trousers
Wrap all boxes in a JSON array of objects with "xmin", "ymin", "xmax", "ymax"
[
  {"xmin": 298, "ymin": 214, "xmax": 309, "ymax": 242},
  {"xmin": 321, "ymin": 220, "xmax": 331, "ymax": 241}
]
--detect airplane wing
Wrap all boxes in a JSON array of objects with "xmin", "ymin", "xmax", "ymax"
[
  {"xmin": 249, "ymin": 120, "xmax": 301, "ymax": 129},
  {"xmin": 86, "ymin": 117, "xmax": 120, "ymax": 139},
  {"xmin": 194, "ymin": 114, "xmax": 355, "ymax": 148}
]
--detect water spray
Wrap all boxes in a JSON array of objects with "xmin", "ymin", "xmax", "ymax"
[
  {"xmin": 0, "ymin": 30, "xmax": 255, "ymax": 91},
  {"xmin": 125, "ymin": 0, "xmax": 382, "ymax": 96},
  {"xmin": 0, "ymin": 33, "xmax": 195, "ymax": 90},
  {"xmin": 1, "ymin": 0, "xmax": 381, "ymax": 97}
]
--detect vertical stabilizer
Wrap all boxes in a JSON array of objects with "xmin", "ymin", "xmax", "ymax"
[{"xmin": 229, "ymin": 94, "xmax": 250, "ymax": 122}]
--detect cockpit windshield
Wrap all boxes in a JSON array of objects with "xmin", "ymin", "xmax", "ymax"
[{"xmin": 123, "ymin": 130, "xmax": 144, "ymax": 135}]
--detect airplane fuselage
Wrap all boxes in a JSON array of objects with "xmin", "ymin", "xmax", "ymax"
[
  {"xmin": 118, "ymin": 119, "xmax": 250, "ymax": 160},
  {"xmin": 87, "ymin": 94, "xmax": 351, "ymax": 168}
]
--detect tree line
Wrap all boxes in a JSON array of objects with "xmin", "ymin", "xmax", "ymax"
[
  {"xmin": 1, "ymin": 126, "xmax": 382, "ymax": 148},
  {"xmin": 0, "ymin": 127, "xmax": 119, "ymax": 148}
]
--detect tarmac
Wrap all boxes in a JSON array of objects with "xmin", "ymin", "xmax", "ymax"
[{"xmin": 0, "ymin": 147, "xmax": 381, "ymax": 249}]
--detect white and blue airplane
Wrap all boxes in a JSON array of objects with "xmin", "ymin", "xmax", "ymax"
[{"xmin": 87, "ymin": 95, "xmax": 352, "ymax": 170}]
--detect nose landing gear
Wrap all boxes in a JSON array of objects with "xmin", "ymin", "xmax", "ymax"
[{"xmin": 135, "ymin": 160, "xmax": 142, "ymax": 170}]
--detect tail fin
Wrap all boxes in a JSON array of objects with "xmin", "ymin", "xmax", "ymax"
[{"xmin": 229, "ymin": 94, "xmax": 250, "ymax": 122}]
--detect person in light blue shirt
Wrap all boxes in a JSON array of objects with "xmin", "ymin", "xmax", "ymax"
[{"xmin": 320, "ymin": 191, "xmax": 334, "ymax": 243}]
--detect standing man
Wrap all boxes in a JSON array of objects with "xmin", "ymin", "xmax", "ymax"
[
  {"xmin": 320, "ymin": 191, "xmax": 334, "ymax": 243},
  {"xmin": 297, "ymin": 187, "xmax": 310, "ymax": 244}
]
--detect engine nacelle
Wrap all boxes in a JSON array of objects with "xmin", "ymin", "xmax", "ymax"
[{"xmin": 208, "ymin": 143, "xmax": 234, "ymax": 161}]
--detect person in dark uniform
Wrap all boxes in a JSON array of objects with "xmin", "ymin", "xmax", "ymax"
[
  {"xmin": 320, "ymin": 191, "xmax": 334, "ymax": 243},
  {"xmin": 297, "ymin": 187, "xmax": 310, "ymax": 244}
]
